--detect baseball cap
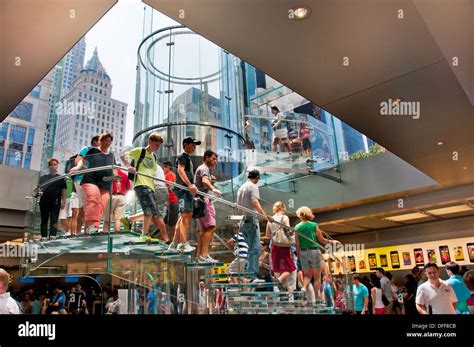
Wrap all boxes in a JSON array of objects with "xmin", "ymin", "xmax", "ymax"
[
  {"xmin": 183, "ymin": 136, "xmax": 201, "ymax": 146},
  {"xmin": 248, "ymin": 169, "xmax": 260, "ymax": 179}
]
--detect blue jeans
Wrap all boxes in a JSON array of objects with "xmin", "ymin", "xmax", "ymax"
[{"xmin": 240, "ymin": 217, "xmax": 260, "ymax": 277}]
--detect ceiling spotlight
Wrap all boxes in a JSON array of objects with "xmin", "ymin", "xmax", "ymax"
[
  {"xmin": 290, "ymin": 6, "xmax": 311, "ymax": 20},
  {"xmin": 436, "ymin": 141, "xmax": 444, "ymax": 146},
  {"xmin": 392, "ymin": 98, "xmax": 401, "ymax": 104}
]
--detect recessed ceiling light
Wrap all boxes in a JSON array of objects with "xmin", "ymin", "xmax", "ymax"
[
  {"xmin": 385, "ymin": 212, "xmax": 431, "ymax": 222},
  {"xmin": 392, "ymin": 98, "xmax": 401, "ymax": 104},
  {"xmin": 463, "ymin": 167, "xmax": 468, "ymax": 170},
  {"xmin": 437, "ymin": 141, "xmax": 444, "ymax": 146},
  {"xmin": 426, "ymin": 205, "xmax": 472, "ymax": 215},
  {"xmin": 290, "ymin": 6, "xmax": 311, "ymax": 20}
]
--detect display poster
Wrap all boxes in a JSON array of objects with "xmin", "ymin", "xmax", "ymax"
[{"xmin": 330, "ymin": 236, "xmax": 474, "ymax": 274}]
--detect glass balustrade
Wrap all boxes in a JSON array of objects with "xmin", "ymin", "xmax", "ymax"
[{"xmin": 21, "ymin": 159, "xmax": 354, "ymax": 314}]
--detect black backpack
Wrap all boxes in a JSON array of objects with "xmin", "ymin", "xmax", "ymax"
[
  {"xmin": 192, "ymin": 195, "xmax": 206, "ymax": 219},
  {"xmin": 128, "ymin": 148, "xmax": 157, "ymax": 182}
]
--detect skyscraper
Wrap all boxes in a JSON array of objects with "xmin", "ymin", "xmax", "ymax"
[
  {"xmin": 53, "ymin": 48, "xmax": 127, "ymax": 161},
  {"xmin": 41, "ymin": 38, "xmax": 86, "ymax": 169},
  {"xmin": 0, "ymin": 71, "xmax": 53, "ymax": 171}
]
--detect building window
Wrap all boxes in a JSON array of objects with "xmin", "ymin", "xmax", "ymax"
[
  {"xmin": 8, "ymin": 142, "xmax": 23, "ymax": 151},
  {"xmin": 0, "ymin": 148, "xmax": 3, "ymax": 164},
  {"xmin": 27, "ymin": 128, "xmax": 35, "ymax": 146},
  {"xmin": 86, "ymin": 125, "xmax": 89, "ymax": 131},
  {"xmin": 30, "ymin": 85, "xmax": 41, "ymax": 98},
  {"xmin": 10, "ymin": 102, "xmax": 33, "ymax": 122},
  {"xmin": 24, "ymin": 153, "xmax": 31, "ymax": 169},
  {"xmin": 5, "ymin": 150, "xmax": 22, "ymax": 167},
  {"xmin": 0, "ymin": 123, "xmax": 8, "ymax": 140},
  {"xmin": 9, "ymin": 125, "xmax": 26, "ymax": 143},
  {"xmin": 79, "ymin": 91, "xmax": 82, "ymax": 97}
]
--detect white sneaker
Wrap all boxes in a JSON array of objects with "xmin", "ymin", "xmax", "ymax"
[
  {"xmin": 203, "ymin": 255, "xmax": 219, "ymax": 263},
  {"xmin": 64, "ymin": 232, "xmax": 71, "ymax": 237},
  {"xmin": 178, "ymin": 242, "xmax": 195, "ymax": 253},
  {"xmin": 198, "ymin": 255, "xmax": 219, "ymax": 263},
  {"xmin": 167, "ymin": 243, "xmax": 178, "ymax": 252},
  {"xmin": 251, "ymin": 278, "xmax": 265, "ymax": 283},
  {"xmin": 86, "ymin": 225, "xmax": 97, "ymax": 235}
]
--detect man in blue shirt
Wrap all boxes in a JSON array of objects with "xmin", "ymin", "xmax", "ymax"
[
  {"xmin": 446, "ymin": 262, "xmax": 471, "ymax": 314},
  {"xmin": 50, "ymin": 287, "xmax": 66, "ymax": 314},
  {"xmin": 352, "ymin": 274, "xmax": 368, "ymax": 314},
  {"xmin": 323, "ymin": 277, "xmax": 335, "ymax": 308}
]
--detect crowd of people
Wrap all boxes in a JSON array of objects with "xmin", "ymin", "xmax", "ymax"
[
  {"xmin": 0, "ymin": 269, "xmax": 124, "ymax": 315},
  {"xmin": 244, "ymin": 106, "xmax": 332, "ymax": 160},
  {"xmin": 30, "ymin": 129, "xmax": 474, "ymax": 315},
  {"xmin": 350, "ymin": 263, "xmax": 473, "ymax": 315}
]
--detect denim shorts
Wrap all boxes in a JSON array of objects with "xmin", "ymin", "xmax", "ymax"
[
  {"xmin": 300, "ymin": 249, "xmax": 324, "ymax": 270},
  {"xmin": 154, "ymin": 187, "xmax": 169, "ymax": 218},
  {"xmin": 135, "ymin": 185, "xmax": 158, "ymax": 217},
  {"xmin": 176, "ymin": 188, "xmax": 193, "ymax": 213}
]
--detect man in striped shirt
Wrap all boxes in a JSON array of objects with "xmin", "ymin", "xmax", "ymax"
[{"xmin": 226, "ymin": 231, "xmax": 249, "ymax": 283}]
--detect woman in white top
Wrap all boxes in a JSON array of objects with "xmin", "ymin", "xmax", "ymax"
[
  {"xmin": 370, "ymin": 274, "xmax": 385, "ymax": 314},
  {"xmin": 270, "ymin": 106, "xmax": 291, "ymax": 152},
  {"xmin": 265, "ymin": 201, "xmax": 296, "ymax": 291}
]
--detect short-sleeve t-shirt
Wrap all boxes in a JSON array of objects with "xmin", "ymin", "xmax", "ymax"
[
  {"xmin": 324, "ymin": 282, "xmax": 334, "ymax": 307},
  {"xmin": 231, "ymin": 233, "xmax": 249, "ymax": 258},
  {"xmin": 38, "ymin": 174, "xmax": 66, "ymax": 202},
  {"xmin": 416, "ymin": 280, "xmax": 457, "ymax": 314},
  {"xmin": 165, "ymin": 171, "xmax": 178, "ymax": 203},
  {"xmin": 128, "ymin": 147, "xmax": 157, "ymax": 190},
  {"xmin": 112, "ymin": 169, "xmax": 131, "ymax": 195},
  {"xmin": 236, "ymin": 181, "xmax": 260, "ymax": 216},
  {"xmin": 74, "ymin": 145, "xmax": 92, "ymax": 184},
  {"xmin": 446, "ymin": 275, "xmax": 471, "ymax": 313},
  {"xmin": 153, "ymin": 165, "xmax": 166, "ymax": 190},
  {"xmin": 295, "ymin": 221, "xmax": 320, "ymax": 249},
  {"xmin": 194, "ymin": 164, "xmax": 211, "ymax": 193},
  {"xmin": 51, "ymin": 292, "xmax": 66, "ymax": 311},
  {"xmin": 352, "ymin": 283, "xmax": 369, "ymax": 311},
  {"xmin": 175, "ymin": 152, "xmax": 194, "ymax": 187},
  {"xmin": 80, "ymin": 148, "xmax": 114, "ymax": 191}
]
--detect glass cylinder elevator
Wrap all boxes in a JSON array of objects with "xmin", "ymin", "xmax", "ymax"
[{"xmin": 133, "ymin": 24, "xmax": 246, "ymax": 189}]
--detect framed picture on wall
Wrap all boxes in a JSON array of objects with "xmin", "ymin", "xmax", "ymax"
[
  {"xmin": 454, "ymin": 246, "xmax": 465, "ymax": 261},
  {"xmin": 427, "ymin": 249, "xmax": 437, "ymax": 263},
  {"xmin": 414, "ymin": 248, "xmax": 424, "ymax": 266},
  {"xmin": 439, "ymin": 245, "xmax": 451, "ymax": 264},
  {"xmin": 402, "ymin": 252, "xmax": 411, "ymax": 266}
]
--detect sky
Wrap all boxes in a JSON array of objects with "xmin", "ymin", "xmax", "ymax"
[{"xmin": 83, "ymin": 0, "xmax": 178, "ymax": 146}]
